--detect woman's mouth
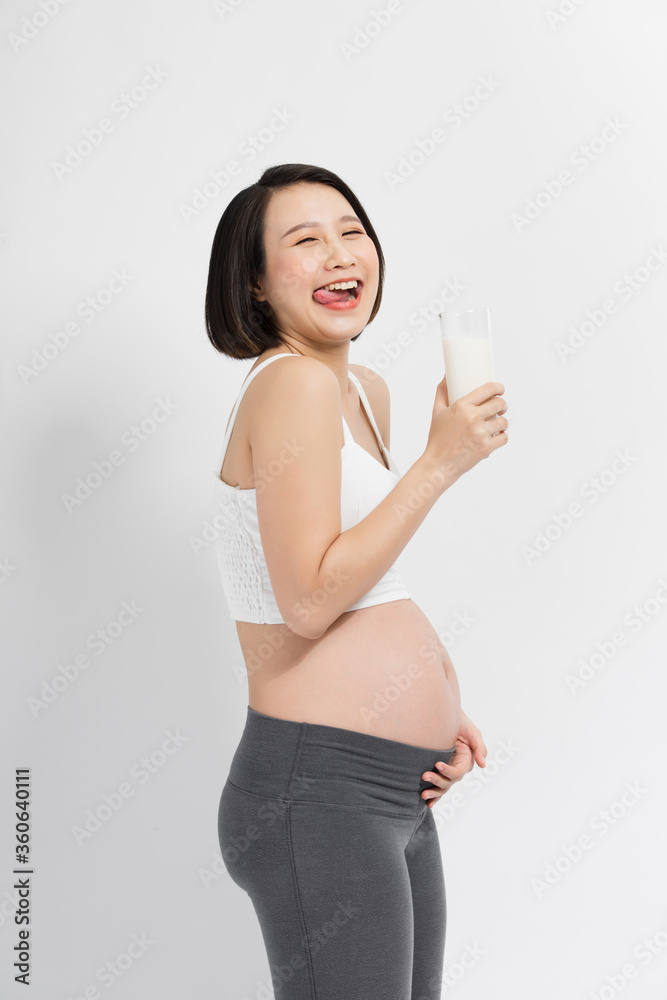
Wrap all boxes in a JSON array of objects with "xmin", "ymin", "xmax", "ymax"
[{"xmin": 312, "ymin": 279, "xmax": 363, "ymax": 310}]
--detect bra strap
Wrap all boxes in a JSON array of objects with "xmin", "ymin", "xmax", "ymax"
[
  {"xmin": 347, "ymin": 370, "xmax": 389, "ymax": 458},
  {"xmin": 216, "ymin": 353, "xmax": 298, "ymax": 471},
  {"xmin": 216, "ymin": 357, "xmax": 386, "ymax": 472}
]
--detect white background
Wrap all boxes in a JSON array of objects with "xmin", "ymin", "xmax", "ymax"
[{"xmin": 2, "ymin": 1, "xmax": 667, "ymax": 998}]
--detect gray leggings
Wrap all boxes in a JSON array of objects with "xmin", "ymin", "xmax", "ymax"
[{"xmin": 218, "ymin": 706, "xmax": 456, "ymax": 1000}]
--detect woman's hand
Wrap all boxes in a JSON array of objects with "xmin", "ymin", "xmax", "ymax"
[
  {"xmin": 421, "ymin": 711, "xmax": 488, "ymax": 809},
  {"xmin": 425, "ymin": 374, "xmax": 508, "ymax": 485}
]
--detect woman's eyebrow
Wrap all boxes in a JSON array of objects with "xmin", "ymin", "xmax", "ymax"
[{"xmin": 281, "ymin": 215, "xmax": 362, "ymax": 239}]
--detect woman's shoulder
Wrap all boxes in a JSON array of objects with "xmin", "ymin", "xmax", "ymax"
[
  {"xmin": 348, "ymin": 364, "xmax": 390, "ymax": 397},
  {"xmin": 251, "ymin": 350, "xmax": 334, "ymax": 383},
  {"xmin": 246, "ymin": 355, "xmax": 390, "ymax": 421},
  {"xmin": 243, "ymin": 352, "xmax": 338, "ymax": 417}
]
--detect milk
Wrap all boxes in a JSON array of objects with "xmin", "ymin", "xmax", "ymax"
[{"xmin": 441, "ymin": 335, "xmax": 495, "ymax": 403}]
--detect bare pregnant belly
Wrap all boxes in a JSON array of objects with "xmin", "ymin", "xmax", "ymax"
[{"xmin": 237, "ymin": 599, "xmax": 462, "ymax": 750}]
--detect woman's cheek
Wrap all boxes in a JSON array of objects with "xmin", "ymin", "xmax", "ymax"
[{"xmin": 276, "ymin": 268, "xmax": 300, "ymax": 298}]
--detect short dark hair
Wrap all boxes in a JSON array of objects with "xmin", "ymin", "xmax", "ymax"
[{"xmin": 205, "ymin": 163, "xmax": 385, "ymax": 359}]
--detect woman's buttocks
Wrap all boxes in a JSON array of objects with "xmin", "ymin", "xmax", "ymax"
[{"xmin": 238, "ymin": 599, "xmax": 462, "ymax": 749}]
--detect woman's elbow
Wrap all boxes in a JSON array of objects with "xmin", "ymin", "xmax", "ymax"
[
  {"xmin": 282, "ymin": 594, "xmax": 330, "ymax": 640},
  {"xmin": 283, "ymin": 606, "xmax": 327, "ymax": 641},
  {"xmin": 277, "ymin": 569, "xmax": 340, "ymax": 639}
]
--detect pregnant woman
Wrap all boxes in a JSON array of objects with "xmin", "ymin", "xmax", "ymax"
[{"xmin": 207, "ymin": 163, "xmax": 508, "ymax": 1000}]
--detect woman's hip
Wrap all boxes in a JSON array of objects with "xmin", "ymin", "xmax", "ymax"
[{"xmin": 222, "ymin": 705, "xmax": 456, "ymax": 818}]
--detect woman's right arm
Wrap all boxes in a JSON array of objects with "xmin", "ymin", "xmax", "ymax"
[{"xmin": 250, "ymin": 356, "xmax": 507, "ymax": 640}]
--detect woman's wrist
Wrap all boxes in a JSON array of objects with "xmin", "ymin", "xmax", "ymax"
[{"xmin": 414, "ymin": 450, "xmax": 461, "ymax": 499}]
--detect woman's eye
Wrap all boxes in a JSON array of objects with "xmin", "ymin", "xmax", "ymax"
[{"xmin": 296, "ymin": 230, "xmax": 364, "ymax": 246}]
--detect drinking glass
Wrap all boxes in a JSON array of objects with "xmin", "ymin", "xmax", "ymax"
[{"xmin": 439, "ymin": 306, "xmax": 495, "ymax": 403}]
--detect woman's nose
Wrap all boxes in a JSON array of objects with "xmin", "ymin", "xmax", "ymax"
[{"xmin": 325, "ymin": 240, "xmax": 355, "ymax": 267}]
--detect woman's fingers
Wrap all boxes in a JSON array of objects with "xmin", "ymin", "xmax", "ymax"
[
  {"xmin": 420, "ymin": 727, "xmax": 490, "ymax": 807},
  {"xmin": 420, "ymin": 747, "xmax": 473, "ymax": 801},
  {"xmin": 422, "ymin": 771, "xmax": 448, "ymax": 791},
  {"xmin": 421, "ymin": 763, "xmax": 457, "ymax": 798}
]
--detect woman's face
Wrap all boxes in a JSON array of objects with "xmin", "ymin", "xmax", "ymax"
[{"xmin": 251, "ymin": 182, "xmax": 380, "ymax": 345}]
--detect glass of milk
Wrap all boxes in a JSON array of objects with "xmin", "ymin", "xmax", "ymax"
[{"xmin": 439, "ymin": 306, "xmax": 495, "ymax": 403}]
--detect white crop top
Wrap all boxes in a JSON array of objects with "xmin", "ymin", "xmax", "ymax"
[{"xmin": 212, "ymin": 353, "xmax": 412, "ymax": 625}]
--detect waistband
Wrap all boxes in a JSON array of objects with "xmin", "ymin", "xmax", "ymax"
[{"xmin": 227, "ymin": 705, "xmax": 457, "ymax": 818}]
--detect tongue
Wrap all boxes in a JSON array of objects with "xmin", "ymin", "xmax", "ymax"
[{"xmin": 313, "ymin": 286, "xmax": 352, "ymax": 304}]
